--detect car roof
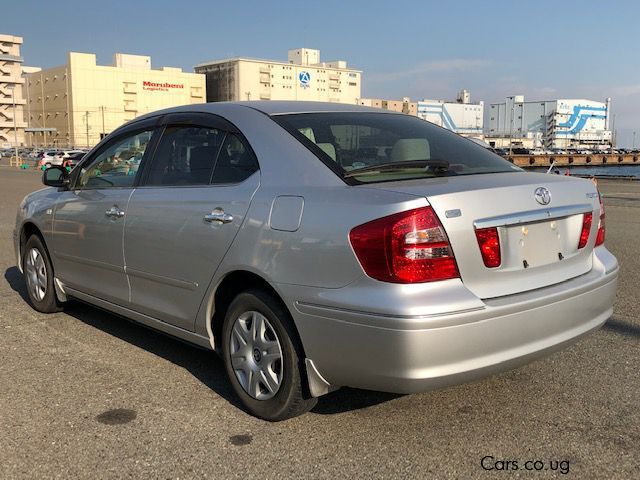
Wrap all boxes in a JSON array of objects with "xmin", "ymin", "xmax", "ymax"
[
  {"xmin": 233, "ymin": 101, "xmax": 397, "ymax": 116},
  {"xmin": 135, "ymin": 101, "xmax": 398, "ymax": 122}
]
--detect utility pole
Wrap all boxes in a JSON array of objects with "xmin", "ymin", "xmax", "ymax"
[
  {"xmin": 633, "ymin": 131, "xmax": 637, "ymax": 150},
  {"xmin": 40, "ymin": 72, "xmax": 46, "ymax": 147},
  {"xmin": 65, "ymin": 68, "xmax": 71, "ymax": 147},
  {"xmin": 84, "ymin": 111, "xmax": 90, "ymax": 148},
  {"xmin": 101, "ymin": 105, "xmax": 105, "ymax": 139},
  {"xmin": 509, "ymin": 97, "xmax": 514, "ymax": 155}
]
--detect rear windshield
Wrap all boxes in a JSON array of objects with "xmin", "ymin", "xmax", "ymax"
[{"xmin": 273, "ymin": 112, "xmax": 519, "ymax": 184}]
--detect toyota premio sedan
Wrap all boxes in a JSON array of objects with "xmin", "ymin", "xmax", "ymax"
[{"xmin": 14, "ymin": 102, "xmax": 618, "ymax": 421}]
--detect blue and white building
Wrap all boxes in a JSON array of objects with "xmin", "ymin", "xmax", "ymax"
[
  {"xmin": 417, "ymin": 90, "xmax": 484, "ymax": 137},
  {"xmin": 487, "ymin": 95, "xmax": 612, "ymax": 149}
]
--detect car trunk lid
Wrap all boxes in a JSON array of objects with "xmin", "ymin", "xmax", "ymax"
[{"xmin": 359, "ymin": 172, "xmax": 601, "ymax": 298}]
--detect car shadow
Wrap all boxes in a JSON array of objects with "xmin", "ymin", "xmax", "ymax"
[
  {"xmin": 4, "ymin": 266, "xmax": 397, "ymax": 416},
  {"xmin": 4, "ymin": 266, "xmax": 29, "ymax": 303},
  {"xmin": 61, "ymin": 301, "xmax": 245, "ymax": 411},
  {"xmin": 603, "ymin": 316, "xmax": 640, "ymax": 338},
  {"xmin": 311, "ymin": 388, "xmax": 401, "ymax": 415}
]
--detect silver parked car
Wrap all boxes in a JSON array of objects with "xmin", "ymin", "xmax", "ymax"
[{"xmin": 14, "ymin": 102, "xmax": 618, "ymax": 420}]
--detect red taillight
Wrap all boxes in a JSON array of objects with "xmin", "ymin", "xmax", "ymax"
[
  {"xmin": 595, "ymin": 193, "xmax": 605, "ymax": 246},
  {"xmin": 349, "ymin": 207, "xmax": 459, "ymax": 283},
  {"xmin": 474, "ymin": 227, "xmax": 501, "ymax": 268},
  {"xmin": 578, "ymin": 212, "xmax": 593, "ymax": 249}
]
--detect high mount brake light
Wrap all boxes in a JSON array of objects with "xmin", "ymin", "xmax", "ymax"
[{"xmin": 349, "ymin": 207, "xmax": 459, "ymax": 283}]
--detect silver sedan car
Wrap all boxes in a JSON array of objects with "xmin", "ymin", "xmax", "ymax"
[{"xmin": 14, "ymin": 102, "xmax": 618, "ymax": 420}]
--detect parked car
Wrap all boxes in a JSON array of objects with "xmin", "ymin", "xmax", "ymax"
[
  {"xmin": 36, "ymin": 150, "xmax": 79, "ymax": 168},
  {"xmin": 14, "ymin": 102, "xmax": 618, "ymax": 420},
  {"xmin": 37, "ymin": 150, "xmax": 63, "ymax": 167}
]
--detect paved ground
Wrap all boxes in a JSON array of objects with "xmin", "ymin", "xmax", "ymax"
[{"xmin": 0, "ymin": 167, "xmax": 638, "ymax": 479}]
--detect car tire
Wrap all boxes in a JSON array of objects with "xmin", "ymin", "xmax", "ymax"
[
  {"xmin": 221, "ymin": 289, "xmax": 317, "ymax": 421},
  {"xmin": 22, "ymin": 235, "xmax": 64, "ymax": 313}
]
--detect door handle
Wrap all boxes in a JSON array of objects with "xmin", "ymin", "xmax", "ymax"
[
  {"xmin": 105, "ymin": 206, "xmax": 125, "ymax": 218},
  {"xmin": 203, "ymin": 208, "xmax": 233, "ymax": 224}
]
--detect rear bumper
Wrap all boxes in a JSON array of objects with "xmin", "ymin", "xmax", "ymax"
[{"xmin": 283, "ymin": 247, "xmax": 618, "ymax": 394}]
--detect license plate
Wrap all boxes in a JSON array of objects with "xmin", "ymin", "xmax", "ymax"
[{"xmin": 504, "ymin": 220, "xmax": 564, "ymax": 268}]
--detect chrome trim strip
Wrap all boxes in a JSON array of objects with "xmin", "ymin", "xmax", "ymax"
[
  {"xmin": 125, "ymin": 266, "xmax": 198, "ymax": 291},
  {"xmin": 474, "ymin": 203, "xmax": 592, "ymax": 229}
]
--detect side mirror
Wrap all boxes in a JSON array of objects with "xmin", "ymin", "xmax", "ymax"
[{"xmin": 42, "ymin": 166, "xmax": 69, "ymax": 189}]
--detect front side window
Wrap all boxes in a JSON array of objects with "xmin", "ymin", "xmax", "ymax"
[
  {"xmin": 146, "ymin": 126, "xmax": 225, "ymax": 186},
  {"xmin": 77, "ymin": 130, "xmax": 153, "ymax": 189},
  {"xmin": 274, "ymin": 112, "xmax": 520, "ymax": 184}
]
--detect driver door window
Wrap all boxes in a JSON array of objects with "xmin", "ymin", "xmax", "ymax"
[{"xmin": 77, "ymin": 130, "xmax": 154, "ymax": 189}]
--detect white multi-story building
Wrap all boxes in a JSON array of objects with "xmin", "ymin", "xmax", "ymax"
[
  {"xmin": 195, "ymin": 48, "xmax": 361, "ymax": 104},
  {"xmin": 417, "ymin": 90, "xmax": 484, "ymax": 137},
  {"xmin": 487, "ymin": 95, "xmax": 612, "ymax": 149},
  {"xmin": 0, "ymin": 33, "xmax": 27, "ymax": 147}
]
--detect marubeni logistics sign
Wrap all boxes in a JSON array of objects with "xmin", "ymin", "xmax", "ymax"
[{"xmin": 143, "ymin": 81, "xmax": 185, "ymax": 92}]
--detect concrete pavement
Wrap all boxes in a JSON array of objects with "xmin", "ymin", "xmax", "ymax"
[{"xmin": 1, "ymin": 167, "xmax": 638, "ymax": 479}]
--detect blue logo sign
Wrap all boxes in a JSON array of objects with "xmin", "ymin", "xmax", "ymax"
[{"xmin": 299, "ymin": 71, "xmax": 311, "ymax": 87}]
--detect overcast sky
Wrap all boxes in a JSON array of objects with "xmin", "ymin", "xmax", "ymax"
[{"xmin": 4, "ymin": 0, "xmax": 640, "ymax": 146}]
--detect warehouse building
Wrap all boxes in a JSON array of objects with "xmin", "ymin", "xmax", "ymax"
[
  {"xmin": 486, "ymin": 95, "xmax": 612, "ymax": 149},
  {"xmin": 0, "ymin": 33, "xmax": 27, "ymax": 148},
  {"xmin": 358, "ymin": 97, "xmax": 417, "ymax": 115},
  {"xmin": 24, "ymin": 52, "xmax": 205, "ymax": 147},
  {"xmin": 195, "ymin": 48, "xmax": 361, "ymax": 104},
  {"xmin": 417, "ymin": 90, "xmax": 484, "ymax": 137}
]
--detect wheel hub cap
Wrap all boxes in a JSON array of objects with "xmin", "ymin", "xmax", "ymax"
[
  {"xmin": 229, "ymin": 311, "xmax": 283, "ymax": 400},
  {"xmin": 25, "ymin": 247, "xmax": 47, "ymax": 302}
]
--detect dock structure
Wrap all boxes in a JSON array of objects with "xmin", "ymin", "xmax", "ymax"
[{"xmin": 506, "ymin": 154, "xmax": 639, "ymax": 168}]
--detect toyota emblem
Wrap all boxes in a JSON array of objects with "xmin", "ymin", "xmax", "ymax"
[{"xmin": 534, "ymin": 187, "xmax": 551, "ymax": 205}]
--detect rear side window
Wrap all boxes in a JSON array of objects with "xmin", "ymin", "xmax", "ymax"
[
  {"xmin": 211, "ymin": 133, "xmax": 259, "ymax": 184},
  {"xmin": 273, "ymin": 112, "xmax": 519, "ymax": 184},
  {"xmin": 146, "ymin": 126, "xmax": 225, "ymax": 186}
]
